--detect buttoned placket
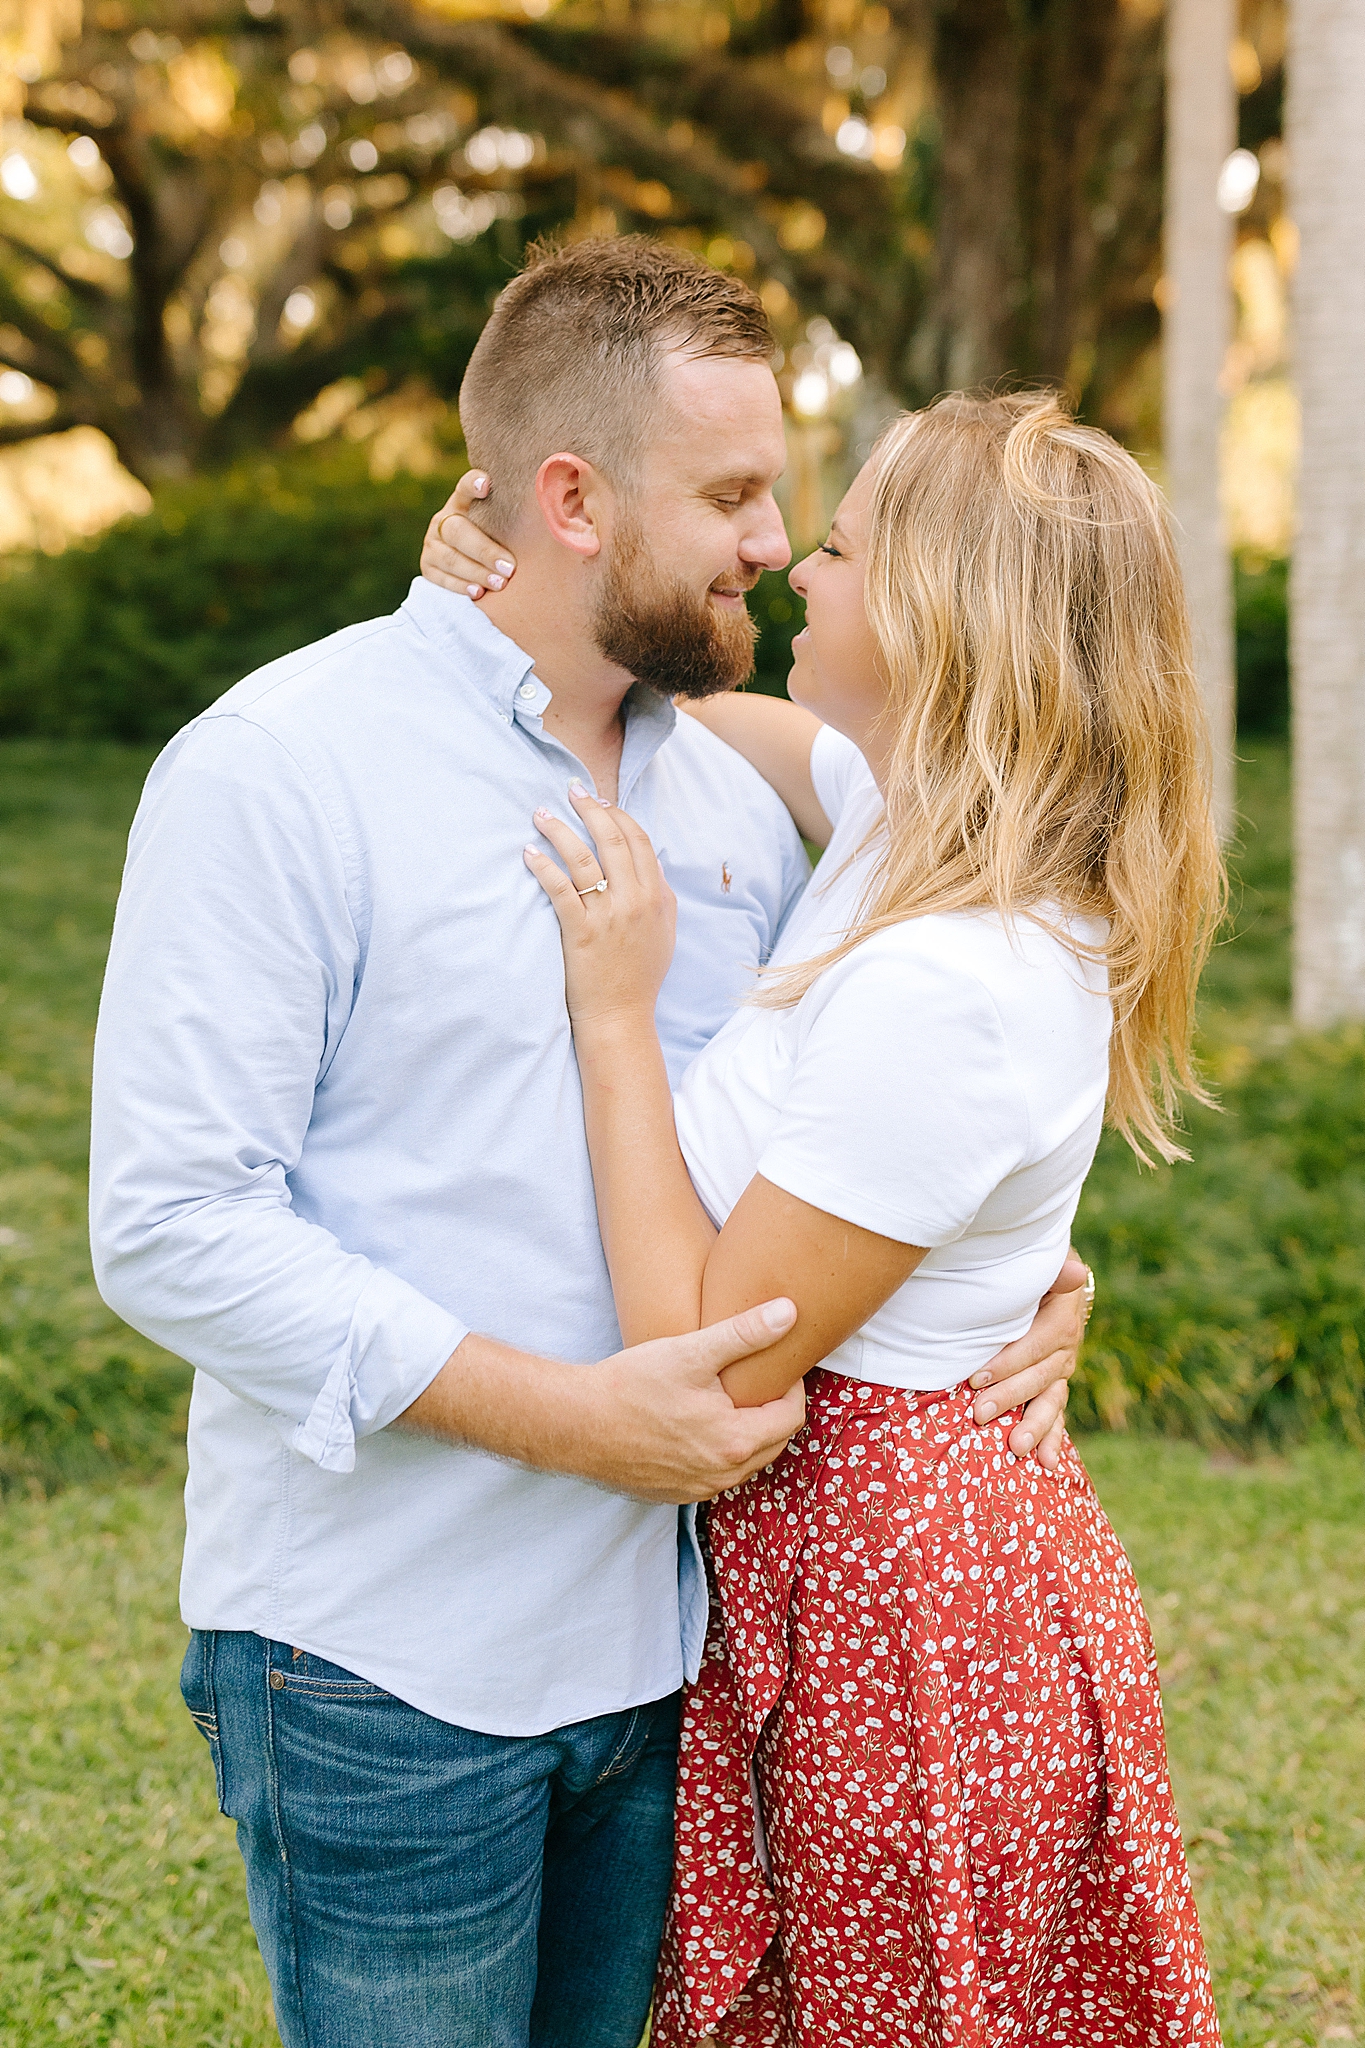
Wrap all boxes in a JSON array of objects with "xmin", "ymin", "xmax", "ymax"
[
  {"xmin": 502, "ymin": 665, "xmax": 678, "ymax": 816},
  {"xmin": 405, "ymin": 583, "xmax": 678, "ymax": 814}
]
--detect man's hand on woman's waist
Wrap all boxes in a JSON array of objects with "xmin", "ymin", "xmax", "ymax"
[{"xmin": 969, "ymin": 1247, "xmax": 1092, "ymax": 1469}]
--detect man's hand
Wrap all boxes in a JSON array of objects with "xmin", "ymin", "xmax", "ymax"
[
  {"xmin": 399, "ymin": 1298, "xmax": 806, "ymax": 1504},
  {"xmin": 570, "ymin": 1300, "xmax": 807, "ymax": 1501},
  {"xmin": 969, "ymin": 1249, "xmax": 1091, "ymax": 1469}
]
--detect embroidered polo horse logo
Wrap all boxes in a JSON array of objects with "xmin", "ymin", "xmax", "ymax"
[{"xmin": 721, "ymin": 862, "xmax": 732, "ymax": 894}]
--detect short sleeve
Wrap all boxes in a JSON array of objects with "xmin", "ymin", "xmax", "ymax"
[
  {"xmin": 810, "ymin": 725, "xmax": 878, "ymax": 831},
  {"xmin": 755, "ymin": 934, "xmax": 1030, "ymax": 1247}
]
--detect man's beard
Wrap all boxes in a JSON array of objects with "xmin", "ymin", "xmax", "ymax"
[{"xmin": 592, "ymin": 519, "xmax": 759, "ymax": 701}]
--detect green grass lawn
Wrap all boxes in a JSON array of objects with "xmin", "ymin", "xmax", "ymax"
[
  {"xmin": 0, "ymin": 745, "xmax": 183, "ymax": 1494},
  {"xmin": 2, "ymin": 1446, "xmax": 1360, "ymax": 2047},
  {"xmin": 1, "ymin": 734, "xmax": 1364, "ymax": 2046}
]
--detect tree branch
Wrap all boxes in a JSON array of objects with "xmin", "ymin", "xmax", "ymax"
[
  {"xmin": 20, "ymin": 100, "xmax": 113, "ymax": 143},
  {"xmin": 0, "ymin": 285, "xmax": 78, "ymax": 390},
  {"xmin": 0, "ymin": 229, "xmax": 112, "ymax": 310},
  {"xmin": 0, "ymin": 412, "xmax": 81, "ymax": 447},
  {"xmin": 339, "ymin": 1, "xmax": 792, "ymax": 268}
]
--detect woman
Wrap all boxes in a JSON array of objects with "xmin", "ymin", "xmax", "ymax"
[{"xmin": 424, "ymin": 392, "xmax": 1224, "ymax": 2047}]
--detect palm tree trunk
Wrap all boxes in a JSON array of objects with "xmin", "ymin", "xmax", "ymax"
[
  {"xmin": 1288, "ymin": 0, "xmax": 1365, "ymax": 1027},
  {"xmin": 1163, "ymin": 0, "xmax": 1237, "ymax": 841}
]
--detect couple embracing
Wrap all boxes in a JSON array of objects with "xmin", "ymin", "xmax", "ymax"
[{"xmin": 90, "ymin": 237, "xmax": 1224, "ymax": 2048}]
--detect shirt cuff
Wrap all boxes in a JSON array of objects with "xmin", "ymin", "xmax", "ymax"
[{"xmin": 290, "ymin": 1266, "xmax": 469, "ymax": 1474}]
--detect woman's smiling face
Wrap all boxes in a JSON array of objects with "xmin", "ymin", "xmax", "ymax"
[{"xmin": 786, "ymin": 460, "xmax": 889, "ymax": 774}]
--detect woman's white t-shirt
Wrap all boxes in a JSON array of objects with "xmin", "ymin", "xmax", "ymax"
[{"xmin": 672, "ymin": 726, "xmax": 1112, "ymax": 1391}]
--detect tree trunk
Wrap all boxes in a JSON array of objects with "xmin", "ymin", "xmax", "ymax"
[
  {"xmin": 1163, "ymin": 0, "xmax": 1237, "ymax": 842},
  {"xmin": 1288, "ymin": 0, "xmax": 1365, "ymax": 1026},
  {"xmin": 913, "ymin": 1, "xmax": 1163, "ymax": 420},
  {"xmin": 1015, "ymin": 0, "xmax": 1126, "ymax": 389},
  {"xmin": 914, "ymin": 0, "xmax": 1020, "ymax": 393}
]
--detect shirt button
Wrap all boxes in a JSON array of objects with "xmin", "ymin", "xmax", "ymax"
[
  {"xmin": 269, "ymin": 1669, "xmax": 286, "ymax": 1690},
  {"xmin": 500, "ymin": 712, "xmax": 512, "ymax": 724},
  {"xmin": 517, "ymin": 682, "xmax": 537, "ymax": 700}
]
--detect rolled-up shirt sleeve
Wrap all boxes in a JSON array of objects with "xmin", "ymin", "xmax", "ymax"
[{"xmin": 89, "ymin": 713, "xmax": 468, "ymax": 1473}]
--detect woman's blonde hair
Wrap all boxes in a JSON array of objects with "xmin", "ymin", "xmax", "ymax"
[{"xmin": 768, "ymin": 390, "xmax": 1226, "ymax": 1163}]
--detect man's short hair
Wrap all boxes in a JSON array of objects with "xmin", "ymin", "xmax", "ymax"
[{"xmin": 457, "ymin": 236, "xmax": 774, "ymax": 529}]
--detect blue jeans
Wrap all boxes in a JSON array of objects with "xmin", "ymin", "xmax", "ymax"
[{"xmin": 181, "ymin": 1630, "xmax": 680, "ymax": 2048}]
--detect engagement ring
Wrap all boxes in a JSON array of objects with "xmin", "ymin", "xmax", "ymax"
[{"xmin": 576, "ymin": 879, "xmax": 608, "ymax": 896}]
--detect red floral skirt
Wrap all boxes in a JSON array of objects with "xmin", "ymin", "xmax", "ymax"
[{"xmin": 652, "ymin": 1373, "xmax": 1220, "ymax": 2048}]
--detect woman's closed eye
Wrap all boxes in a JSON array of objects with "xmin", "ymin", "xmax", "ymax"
[{"xmin": 819, "ymin": 540, "xmax": 843, "ymax": 559}]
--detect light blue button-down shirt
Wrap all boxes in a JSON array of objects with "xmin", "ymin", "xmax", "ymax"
[{"xmin": 90, "ymin": 580, "xmax": 808, "ymax": 1735}]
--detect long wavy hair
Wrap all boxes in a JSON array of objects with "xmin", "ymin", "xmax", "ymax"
[{"xmin": 765, "ymin": 390, "xmax": 1226, "ymax": 1163}]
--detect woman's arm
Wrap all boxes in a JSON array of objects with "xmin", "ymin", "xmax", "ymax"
[
  {"xmin": 677, "ymin": 694, "xmax": 831, "ymax": 847},
  {"xmin": 422, "ymin": 473, "xmax": 833, "ymax": 845},
  {"xmin": 526, "ymin": 788, "xmax": 924, "ymax": 1407}
]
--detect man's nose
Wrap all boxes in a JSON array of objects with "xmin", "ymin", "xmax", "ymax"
[{"xmin": 739, "ymin": 493, "xmax": 793, "ymax": 574}]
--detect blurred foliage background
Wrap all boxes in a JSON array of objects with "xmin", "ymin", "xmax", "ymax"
[
  {"xmin": 2, "ymin": 13, "xmax": 1361, "ymax": 2045},
  {"xmin": 0, "ymin": 0, "xmax": 1294, "ymax": 727},
  {"xmin": 0, "ymin": 0, "xmax": 1337, "ymax": 1486}
]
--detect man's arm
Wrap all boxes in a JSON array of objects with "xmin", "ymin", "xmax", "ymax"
[
  {"xmin": 400, "ymin": 1303, "xmax": 805, "ymax": 1504},
  {"xmin": 90, "ymin": 714, "xmax": 468, "ymax": 1473},
  {"xmin": 90, "ymin": 714, "xmax": 803, "ymax": 1500}
]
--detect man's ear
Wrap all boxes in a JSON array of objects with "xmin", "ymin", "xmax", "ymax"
[{"xmin": 534, "ymin": 453, "xmax": 609, "ymax": 560}]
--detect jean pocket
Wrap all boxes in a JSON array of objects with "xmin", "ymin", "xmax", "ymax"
[
  {"xmin": 271, "ymin": 1648, "xmax": 392, "ymax": 1699},
  {"xmin": 594, "ymin": 1709, "xmax": 646, "ymax": 1785},
  {"xmin": 180, "ymin": 1631, "xmax": 227, "ymax": 1813}
]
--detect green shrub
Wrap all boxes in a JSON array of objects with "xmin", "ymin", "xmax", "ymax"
[
  {"xmin": 1235, "ymin": 555, "xmax": 1289, "ymax": 736},
  {"xmin": 1069, "ymin": 741, "xmax": 1365, "ymax": 1449},
  {"xmin": 0, "ymin": 464, "xmax": 810, "ymax": 737},
  {"xmin": 750, "ymin": 566, "xmax": 806, "ymax": 697},
  {"xmin": 0, "ymin": 456, "xmax": 464, "ymax": 746},
  {"xmin": 1073, "ymin": 1039, "xmax": 1365, "ymax": 1449}
]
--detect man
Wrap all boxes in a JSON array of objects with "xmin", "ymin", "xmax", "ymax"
[{"xmin": 90, "ymin": 238, "xmax": 1083, "ymax": 2048}]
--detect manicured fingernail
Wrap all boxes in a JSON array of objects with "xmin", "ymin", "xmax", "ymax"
[
  {"xmin": 487, "ymin": 574, "xmax": 505, "ymax": 590},
  {"xmin": 523, "ymin": 844, "xmax": 538, "ymax": 857},
  {"xmin": 472, "ymin": 474, "xmax": 488, "ymax": 492},
  {"xmin": 594, "ymin": 795, "xmax": 613, "ymax": 808},
  {"xmin": 467, "ymin": 584, "xmax": 483, "ymax": 599},
  {"xmin": 534, "ymin": 807, "xmax": 551, "ymax": 821},
  {"xmin": 496, "ymin": 559, "xmax": 515, "ymax": 577},
  {"xmin": 762, "ymin": 1297, "xmax": 796, "ymax": 1332},
  {"xmin": 970, "ymin": 1371, "xmax": 992, "ymax": 1389},
  {"xmin": 976, "ymin": 1400, "xmax": 997, "ymax": 1421},
  {"xmin": 569, "ymin": 778, "xmax": 589, "ymax": 798}
]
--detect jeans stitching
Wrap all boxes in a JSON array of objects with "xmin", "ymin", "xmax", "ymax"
[
  {"xmin": 200, "ymin": 1631, "xmax": 226, "ymax": 1812},
  {"xmin": 264, "ymin": 1645, "xmax": 312, "ymax": 2048},
  {"xmin": 594, "ymin": 1708, "xmax": 644, "ymax": 1784},
  {"xmin": 273, "ymin": 1676, "xmax": 388, "ymax": 1699}
]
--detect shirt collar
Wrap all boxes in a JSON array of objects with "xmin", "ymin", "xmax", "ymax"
[
  {"xmin": 617, "ymin": 680, "xmax": 677, "ymax": 802},
  {"xmin": 398, "ymin": 577, "xmax": 677, "ymax": 792},
  {"xmin": 399, "ymin": 578, "xmax": 539, "ymax": 723}
]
